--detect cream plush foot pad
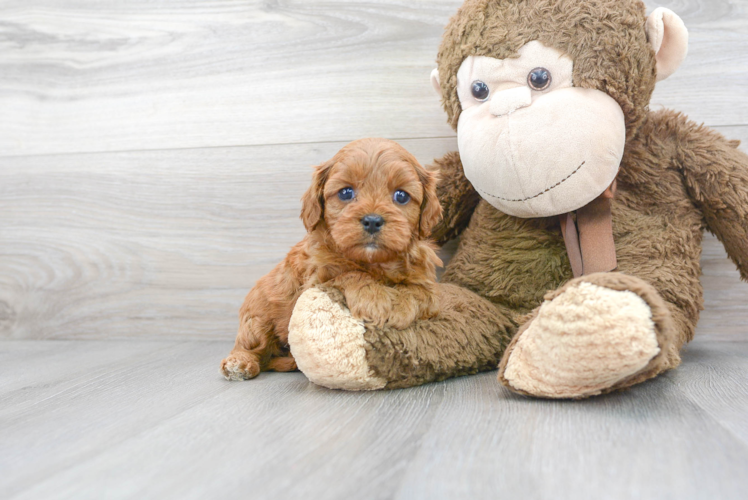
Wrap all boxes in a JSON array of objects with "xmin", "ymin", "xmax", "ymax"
[
  {"xmin": 502, "ymin": 281, "xmax": 660, "ymax": 399},
  {"xmin": 288, "ymin": 287, "xmax": 386, "ymax": 391}
]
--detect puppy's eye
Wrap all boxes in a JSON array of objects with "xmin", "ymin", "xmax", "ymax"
[
  {"xmin": 528, "ymin": 67, "xmax": 551, "ymax": 91},
  {"xmin": 471, "ymin": 81, "xmax": 489, "ymax": 101},
  {"xmin": 338, "ymin": 187, "xmax": 355, "ymax": 201},
  {"xmin": 393, "ymin": 190, "xmax": 411, "ymax": 205}
]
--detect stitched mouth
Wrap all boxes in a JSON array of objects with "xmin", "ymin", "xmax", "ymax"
[{"xmin": 475, "ymin": 161, "xmax": 586, "ymax": 203}]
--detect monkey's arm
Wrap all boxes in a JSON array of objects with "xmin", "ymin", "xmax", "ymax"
[
  {"xmin": 429, "ymin": 151, "xmax": 482, "ymax": 245},
  {"xmin": 678, "ymin": 124, "xmax": 748, "ymax": 281}
]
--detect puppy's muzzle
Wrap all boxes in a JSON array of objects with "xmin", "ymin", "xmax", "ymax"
[{"xmin": 361, "ymin": 214, "xmax": 385, "ymax": 235}]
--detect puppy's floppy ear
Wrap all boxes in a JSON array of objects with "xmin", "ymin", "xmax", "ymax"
[
  {"xmin": 415, "ymin": 162, "xmax": 443, "ymax": 238},
  {"xmin": 300, "ymin": 159, "xmax": 335, "ymax": 232}
]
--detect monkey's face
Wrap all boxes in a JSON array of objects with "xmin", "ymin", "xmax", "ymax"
[{"xmin": 452, "ymin": 41, "xmax": 625, "ymax": 217}]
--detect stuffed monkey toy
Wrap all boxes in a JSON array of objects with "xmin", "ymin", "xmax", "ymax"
[{"xmin": 287, "ymin": 0, "xmax": 748, "ymax": 398}]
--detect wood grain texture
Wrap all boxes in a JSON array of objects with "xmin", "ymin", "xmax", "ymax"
[
  {"xmin": 1, "ymin": 339, "xmax": 747, "ymax": 500},
  {"xmin": 0, "ymin": 0, "xmax": 459, "ymax": 156},
  {"xmin": 1, "ymin": 2, "xmax": 746, "ymax": 498},
  {"xmin": 394, "ymin": 367, "xmax": 748, "ymax": 500},
  {"xmin": 0, "ymin": 0, "xmax": 747, "ymax": 156},
  {"xmin": 674, "ymin": 335, "xmax": 748, "ymax": 447},
  {"xmin": 0, "ymin": 138, "xmax": 458, "ymax": 340},
  {"xmin": 648, "ymin": 0, "xmax": 748, "ymax": 127},
  {"xmin": 0, "ymin": 0, "xmax": 746, "ymax": 341},
  {"xmin": 2, "ymin": 130, "xmax": 746, "ymax": 341}
]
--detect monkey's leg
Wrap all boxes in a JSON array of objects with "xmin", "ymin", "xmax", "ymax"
[
  {"xmin": 220, "ymin": 315, "xmax": 275, "ymax": 381},
  {"xmin": 287, "ymin": 283, "xmax": 513, "ymax": 390},
  {"xmin": 497, "ymin": 273, "xmax": 684, "ymax": 399}
]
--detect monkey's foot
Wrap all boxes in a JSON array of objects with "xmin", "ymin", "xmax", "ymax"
[
  {"xmin": 498, "ymin": 273, "xmax": 679, "ymax": 399},
  {"xmin": 288, "ymin": 286, "xmax": 387, "ymax": 391}
]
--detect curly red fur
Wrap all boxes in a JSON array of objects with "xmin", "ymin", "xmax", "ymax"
[{"xmin": 220, "ymin": 138, "xmax": 443, "ymax": 380}]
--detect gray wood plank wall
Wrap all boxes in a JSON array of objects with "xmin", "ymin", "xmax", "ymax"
[{"xmin": 1, "ymin": 0, "xmax": 747, "ymax": 340}]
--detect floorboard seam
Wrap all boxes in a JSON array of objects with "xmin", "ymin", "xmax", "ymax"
[{"xmin": 0, "ymin": 136, "xmax": 460, "ymax": 161}]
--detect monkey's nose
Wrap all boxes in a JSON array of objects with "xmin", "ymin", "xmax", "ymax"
[
  {"xmin": 361, "ymin": 214, "xmax": 385, "ymax": 234},
  {"xmin": 490, "ymin": 86, "xmax": 532, "ymax": 117}
]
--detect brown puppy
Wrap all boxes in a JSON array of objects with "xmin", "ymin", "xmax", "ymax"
[{"xmin": 220, "ymin": 138, "xmax": 443, "ymax": 380}]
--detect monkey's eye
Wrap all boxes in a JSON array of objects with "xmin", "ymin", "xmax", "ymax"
[
  {"xmin": 471, "ymin": 81, "xmax": 490, "ymax": 101},
  {"xmin": 393, "ymin": 190, "xmax": 411, "ymax": 205},
  {"xmin": 528, "ymin": 68, "xmax": 552, "ymax": 91},
  {"xmin": 338, "ymin": 187, "xmax": 355, "ymax": 201}
]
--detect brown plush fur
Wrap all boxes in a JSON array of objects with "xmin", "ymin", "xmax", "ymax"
[
  {"xmin": 313, "ymin": 282, "xmax": 513, "ymax": 389},
  {"xmin": 435, "ymin": 0, "xmax": 657, "ymax": 140},
  {"xmin": 341, "ymin": 0, "xmax": 748, "ymax": 395},
  {"xmin": 496, "ymin": 272, "xmax": 679, "ymax": 398},
  {"xmin": 437, "ymin": 107, "xmax": 748, "ymax": 355},
  {"xmin": 220, "ymin": 138, "xmax": 443, "ymax": 380}
]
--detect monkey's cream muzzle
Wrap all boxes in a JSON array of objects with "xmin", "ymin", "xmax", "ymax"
[
  {"xmin": 488, "ymin": 86, "xmax": 532, "ymax": 117},
  {"xmin": 452, "ymin": 46, "xmax": 626, "ymax": 218}
]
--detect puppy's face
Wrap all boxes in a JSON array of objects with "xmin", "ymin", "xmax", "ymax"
[{"xmin": 301, "ymin": 139, "xmax": 441, "ymax": 264}]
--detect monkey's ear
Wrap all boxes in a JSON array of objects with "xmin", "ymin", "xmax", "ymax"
[
  {"xmin": 430, "ymin": 68, "xmax": 442, "ymax": 97},
  {"xmin": 417, "ymin": 166, "xmax": 443, "ymax": 238},
  {"xmin": 646, "ymin": 7, "xmax": 689, "ymax": 82},
  {"xmin": 300, "ymin": 160, "xmax": 334, "ymax": 232}
]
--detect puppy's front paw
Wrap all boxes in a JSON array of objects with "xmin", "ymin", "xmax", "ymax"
[
  {"xmin": 386, "ymin": 310, "xmax": 418, "ymax": 330},
  {"xmin": 346, "ymin": 284, "xmax": 394, "ymax": 328},
  {"xmin": 220, "ymin": 353, "xmax": 261, "ymax": 381},
  {"xmin": 419, "ymin": 293, "xmax": 440, "ymax": 320},
  {"xmin": 349, "ymin": 297, "xmax": 393, "ymax": 328},
  {"xmin": 386, "ymin": 286, "xmax": 439, "ymax": 329},
  {"xmin": 386, "ymin": 292, "xmax": 419, "ymax": 330}
]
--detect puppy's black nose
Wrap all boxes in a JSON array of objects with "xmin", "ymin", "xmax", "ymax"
[{"xmin": 361, "ymin": 214, "xmax": 385, "ymax": 234}]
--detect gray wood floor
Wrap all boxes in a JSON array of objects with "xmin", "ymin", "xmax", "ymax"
[
  {"xmin": 1, "ymin": 1, "xmax": 748, "ymax": 499},
  {"xmin": 1, "ymin": 335, "xmax": 747, "ymax": 500}
]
